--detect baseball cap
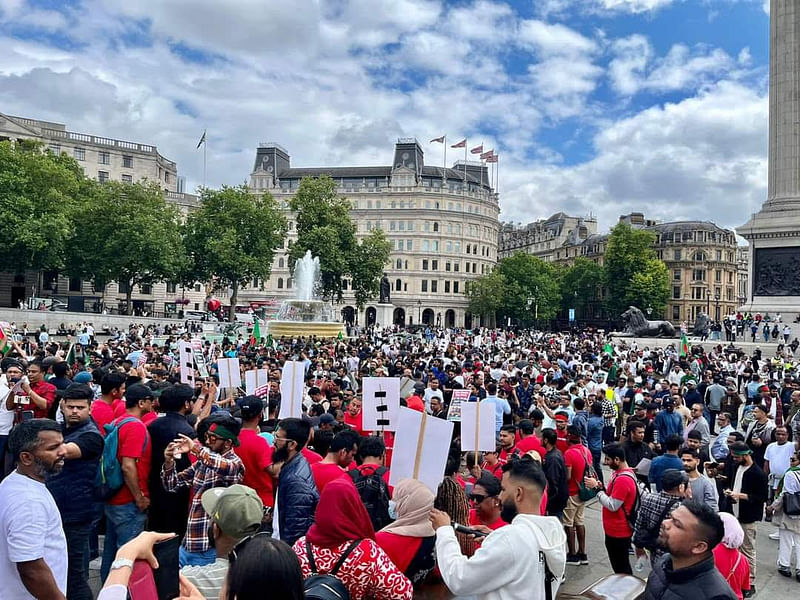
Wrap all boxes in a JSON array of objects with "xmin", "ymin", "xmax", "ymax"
[
  {"xmin": 319, "ymin": 413, "xmax": 335, "ymax": 425},
  {"xmin": 125, "ymin": 383, "xmax": 159, "ymax": 402},
  {"xmin": 58, "ymin": 383, "xmax": 94, "ymax": 400},
  {"xmin": 663, "ymin": 397, "xmax": 675, "ymax": 408},
  {"xmin": 201, "ymin": 485, "xmax": 263, "ymax": 540},
  {"xmin": 661, "ymin": 468, "xmax": 689, "ymax": 490},
  {"xmin": 73, "ymin": 371, "xmax": 93, "ymax": 384},
  {"xmin": 237, "ymin": 395, "xmax": 264, "ymax": 420}
]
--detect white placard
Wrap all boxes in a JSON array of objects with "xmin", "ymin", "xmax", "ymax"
[
  {"xmin": 460, "ymin": 400, "xmax": 496, "ymax": 452},
  {"xmin": 447, "ymin": 389, "xmax": 470, "ymax": 422},
  {"xmin": 245, "ymin": 369, "xmax": 270, "ymax": 395},
  {"xmin": 389, "ymin": 406, "xmax": 454, "ymax": 494},
  {"xmin": 178, "ymin": 341, "xmax": 194, "ymax": 385},
  {"xmin": 362, "ymin": 377, "xmax": 400, "ymax": 432},
  {"xmin": 217, "ymin": 357, "xmax": 241, "ymax": 389},
  {"xmin": 192, "ymin": 339, "xmax": 209, "ymax": 378},
  {"xmin": 279, "ymin": 361, "xmax": 305, "ymax": 419}
]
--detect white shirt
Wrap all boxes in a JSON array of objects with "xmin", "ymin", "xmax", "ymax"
[
  {"xmin": 733, "ymin": 464, "xmax": 750, "ymax": 519},
  {"xmin": 0, "ymin": 381, "xmax": 14, "ymax": 435},
  {"xmin": 435, "ymin": 513, "xmax": 567, "ymax": 600},
  {"xmin": 0, "ymin": 471, "xmax": 67, "ymax": 598},
  {"xmin": 764, "ymin": 442, "xmax": 797, "ymax": 489}
]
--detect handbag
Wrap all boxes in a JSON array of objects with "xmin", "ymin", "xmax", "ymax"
[
  {"xmin": 578, "ymin": 451, "xmax": 598, "ymax": 501},
  {"xmin": 783, "ymin": 472, "xmax": 800, "ymax": 516}
]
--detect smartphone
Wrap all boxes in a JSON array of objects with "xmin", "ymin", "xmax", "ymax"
[
  {"xmin": 128, "ymin": 560, "xmax": 158, "ymax": 600},
  {"xmin": 151, "ymin": 536, "xmax": 181, "ymax": 600}
]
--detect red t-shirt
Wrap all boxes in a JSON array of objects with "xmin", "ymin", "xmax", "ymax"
[
  {"xmin": 235, "ymin": 429, "xmax": 275, "ymax": 507},
  {"xmin": 713, "ymin": 544, "xmax": 750, "ymax": 599},
  {"xmin": 555, "ymin": 430, "xmax": 568, "ymax": 455},
  {"xmin": 482, "ymin": 461, "xmax": 503, "ymax": 480},
  {"xmin": 564, "ymin": 444, "xmax": 592, "ymax": 496},
  {"xmin": 312, "ymin": 461, "xmax": 346, "ymax": 493},
  {"xmin": 109, "ymin": 416, "xmax": 152, "ymax": 506},
  {"xmin": 302, "ymin": 447, "xmax": 323, "ymax": 465},
  {"xmin": 91, "ymin": 400, "xmax": 115, "ymax": 434},
  {"xmin": 113, "ymin": 400, "xmax": 126, "ymax": 420},
  {"xmin": 344, "ymin": 411, "xmax": 367, "ymax": 436},
  {"xmin": 406, "ymin": 395, "xmax": 425, "ymax": 412},
  {"xmin": 375, "ymin": 531, "xmax": 422, "ymax": 572},
  {"xmin": 141, "ymin": 412, "xmax": 158, "ymax": 426},
  {"xmin": 18, "ymin": 380, "xmax": 56, "ymax": 418},
  {"xmin": 603, "ymin": 469, "xmax": 638, "ymax": 537},
  {"xmin": 514, "ymin": 435, "xmax": 546, "ymax": 458},
  {"xmin": 468, "ymin": 509, "xmax": 507, "ymax": 530}
]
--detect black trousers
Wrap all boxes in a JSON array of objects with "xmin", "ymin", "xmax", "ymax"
[
  {"xmin": 605, "ymin": 534, "xmax": 633, "ymax": 575},
  {"xmin": 64, "ymin": 520, "xmax": 94, "ymax": 600}
]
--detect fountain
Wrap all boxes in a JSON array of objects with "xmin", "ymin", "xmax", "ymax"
[{"xmin": 267, "ymin": 250, "xmax": 346, "ymax": 338}]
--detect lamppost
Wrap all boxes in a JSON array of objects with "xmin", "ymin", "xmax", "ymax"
[
  {"xmin": 714, "ymin": 291, "xmax": 721, "ymax": 321},
  {"xmin": 417, "ymin": 299, "xmax": 422, "ymax": 324},
  {"xmin": 705, "ymin": 285, "xmax": 711, "ymax": 316},
  {"xmin": 646, "ymin": 305, "xmax": 652, "ymax": 318},
  {"xmin": 436, "ymin": 312, "xmax": 442, "ymax": 327}
]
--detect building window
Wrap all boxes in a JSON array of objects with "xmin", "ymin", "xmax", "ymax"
[
  {"xmin": 395, "ymin": 278, "xmax": 401, "ymax": 291},
  {"xmin": 433, "ymin": 222, "xmax": 439, "ymax": 232},
  {"xmin": 673, "ymin": 250, "xmax": 681, "ymax": 260},
  {"xmin": 98, "ymin": 151, "xmax": 110, "ymax": 165},
  {"xmin": 716, "ymin": 250, "xmax": 722, "ymax": 261},
  {"xmin": 692, "ymin": 269, "xmax": 705, "ymax": 281},
  {"xmin": 287, "ymin": 278, "xmax": 292, "ymax": 289},
  {"xmin": 48, "ymin": 143, "xmax": 61, "ymax": 154},
  {"xmin": 165, "ymin": 172, "xmax": 170, "ymax": 183},
  {"xmin": 277, "ymin": 278, "xmax": 284, "ymax": 289},
  {"xmin": 395, "ymin": 259, "xmax": 402, "ymax": 269},
  {"xmin": 390, "ymin": 221, "xmax": 396, "ymax": 231},
  {"xmin": 166, "ymin": 282, "xmax": 177, "ymax": 293},
  {"xmin": 432, "ymin": 260, "xmax": 438, "ymax": 270},
  {"xmin": 422, "ymin": 259, "xmax": 429, "ymax": 270},
  {"xmin": 445, "ymin": 261, "xmax": 451, "ymax": 272},
  {"xmin": 692, "ymin": 287, "xmax": 705, "ymax": 300},
  {"xmin": 122, "ymin": 174, "xmax": 132, "ymax": 183},
  {"xmin": 140, "ymin": 284, "xmax": 152, "ymax": 295},
  {"xmin": 74, "ymin": 147, "xmax": 85, "ymax": 161},
  {"xmin": 454, "ymin": 262, "xmax": 460, "ymax": 272},
  {"xmin": 98, "ymin": 171, "xmax": 109, "ymax": 183},
  {"xmin": 673, "ymin": 269, "xmax": 681, "ymax": 281},
  {"xmin": 715, "ymin": 270, "xmax": 722, "ymax": 283},
  {"xmin": 122, "ymin": 155, "xmax": 133, "ymax": 168},
  {"xmin": 278, "ymin": 258, "xmax": 284, "ymax": 268},
  {"xmin": 445, "ymin": 281, "xmax": 450, "ymax": 293},
  {"xmin": 453, "ymin": 281, "xmax": 459, "ymax": 293},
  {"xmin": 68, "ymin": 278, "xmax": 82, "ymax": 292},
  {"xmin": 421, "ymin": 280, "xmax": 428, "ymax": 293},
  {"xmin": 672, "ymin": 305, "xmax": 680, "ymax": 320},
  {"xmin": 118, "ymin": 281, "xmax": 130, "ymax": 294},
  {"xmin": 673, "ymin": 286, "xmax": 681, "ymax": 299},
  {"xmin": 693, "ymin": 251, "xmax": 706, "ymax": 262},
  {"xmin": 422, "ymin": 240, "xmax": 430, "ymax": 252},
  {"xmin": 431, "ymin": 280, "xmax": 438, "ymax": 293},
  {"xmin": 194, "ymin": 283, "xmax": 201, "ymax": 292}
]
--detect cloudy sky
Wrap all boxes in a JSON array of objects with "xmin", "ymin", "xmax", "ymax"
[{"xmin": 0, "ymin": 0, "xmax": 771, "ymax": 231}]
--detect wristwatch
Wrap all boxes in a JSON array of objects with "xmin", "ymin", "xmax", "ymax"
[{"xmin": 109, "ymin": 558, "xmax": 134, "ymax": 571}]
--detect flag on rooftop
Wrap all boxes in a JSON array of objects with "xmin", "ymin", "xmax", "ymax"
[
  {"xmin": 470, "ymin": 144, "xmax": 483, "ymax": 154},
  {"xmin": 480, "ymin": 149, "xmax": 494, "ymax": 160},
  {"xmin": 430, "ymin": 135, "xmax": 445, "ymax": 143},
  {"xmin": 450, "ymin": 139, "xmax": 466, "ymax": 148}
]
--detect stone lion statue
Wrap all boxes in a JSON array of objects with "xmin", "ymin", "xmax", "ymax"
[
  {"xmin": 621, "ymin": 306, "xmax": 677, "ymax": 338},
  {"xmin": 692, "ymin": 313, "xmax": 711, "ymax": 336}
]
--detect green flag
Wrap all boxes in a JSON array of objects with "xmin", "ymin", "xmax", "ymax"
[
  {"xmin": 337, "ymin": 330, "xmax": 344, "ymax": 341},
  {"xmin": 266, "ymin": 333, "xmax": 273, "ymax": 348},
  {"xmin": 603, "ymin": 342, "xmax": 613, "ymax": 355},
  {"xmin": 250, "ymin": 318, "xmax": 261, "ymax": 345},
  {"xmin": 679, "ymin": 333, "xmax": 689, "ymax": 357},
  {"xmin": 66, "ymin": 343, "xmax": 76, "ymax": 367}
]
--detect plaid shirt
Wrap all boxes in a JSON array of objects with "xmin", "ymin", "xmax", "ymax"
[
  {"xmin": 162, "ymin": 446, "xmax": 244, "ymax": 553},
  {"xmin": 632, "ymin": 490, "xmax": 682, "ymax": 553}
]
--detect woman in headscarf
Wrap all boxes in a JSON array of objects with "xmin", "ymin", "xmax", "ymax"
[
  {"xmin": 292, "ymin": 477, "xmax": 412, "ymax": 600},
  {"xmin": 376, "ymin": 479, "xmax": 437, "ymax": 586},
  {"xmin": 765, "ymin": 448, "xmax": 800, "ymax": 580},
  {"xmin": 713, "ymin": 511, "xmax": 751, "ymax": 599}
]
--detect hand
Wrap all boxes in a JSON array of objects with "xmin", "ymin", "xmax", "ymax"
[
  {"xmin": 116, "ymin": 531, "xmax": 175, "ymax": 566},
  {"xmin": 429, "ymin": 508, "xmax": 451, "ymax": 531},
  {"xmin": 164, "ymin": 442, "xmax": 176, "ymax": 462},
  {"xmin": 752, "ymin": 437, "xmax": 762, "ymax": 447},
  {"xmin": 766, "ymin": 505, "xmax": 774, "ymax": 516},
  {"xmin": 136, "ymin": 495, "xmax": 151, "ymax": 512},
  {"xmin": 173, "ymin": 434, "xmax": 195, "ymax": 455},
  {"xmin": 584, "ymin": 476, "xmax": 600, "ymax": 490},
  {"xmin": 176, "ymin": 575, "xmax": 205, "ymax": 600},
  {"xmin": 20, "ymin": 380, "xmax": 31, "ymax": 393},
  {"xmin": 470, "ymin": 524, "xmax": 492, "ymax": 537}
]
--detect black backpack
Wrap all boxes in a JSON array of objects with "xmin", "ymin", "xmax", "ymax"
[
  {"xmin": 303, "ymin": 539, "xmax": 361, "ymax": 600},
  {"xmin": 348, "ymin": 466, "xmax": 392, "ymax": 531}
]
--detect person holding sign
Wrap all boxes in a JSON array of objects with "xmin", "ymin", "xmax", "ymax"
[{"xmin": 430, "ymin": 456, "xmax": 567, "ymax": 600}]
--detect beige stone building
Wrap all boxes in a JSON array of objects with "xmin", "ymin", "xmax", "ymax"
[
  {"xmin": 498, "ymin": 213, "xmax": 597, "ymax": 261},
  {"xmin": 244, "ymin": 139, "xmax": 501, "ymax": 328},
  {"xmin": 0, "ymin": 111, "xmax": 206, "ymax": 316}
]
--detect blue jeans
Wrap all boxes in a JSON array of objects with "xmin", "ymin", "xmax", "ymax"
[
  {"xmin": 179, "ymin": 545, "xmax": 217, "ymax": 567},
  {"xmin": 101, "ymin": 502, "xmax": 147, "ymax": 581},
  {"xmin": 590, "ymin": 448, "xmax": 604, "ymax": 484}
]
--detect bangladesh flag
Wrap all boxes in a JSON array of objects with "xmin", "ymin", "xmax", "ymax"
[
  {"xmin": 249, "ymin": 318, "xmax": 261, "ymax": 346},
  {"xmin": 603, "ymin": 342, "xmax": 613, "ymax": 355},
  {"xmin": 679, "ymin": 333, "xmax": 689, "ymax": 357},
  {"xmin": 65, "ymin": 343, "xmax": 76, "ymax": 367}
]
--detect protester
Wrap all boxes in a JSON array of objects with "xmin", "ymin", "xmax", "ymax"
[
  {"xmin": 633, "ymin": 468, "xmax": 687, "ymax": 565},
  {"xmin": 431, "ymin": 455, "xmax": 567, "ymax": 599},
  {"xmin": 272, "ymin": 417, "xmax": 319, "ymax": 545},
  {"xmin": 681, "ymin": 446, "xmax": 719, "ymax": 511},
  {"xmin": 713, "ymin": 512, "xmax": 751, "ymax": 600},
  {"xmin": 563, "ymin": 424, "xmax": 592, "ymax": 565},
  {"xmin": 541, "ymin": 428, "xmax": 569, "ymax": 519},
  {"xmin": 468, "ymin": 471, "xmax": 507, "ymax": 535},
  {"xmin": 233, "ymin": 395, "xmax": 274, "ymax": 515},
  {"xmin": 311, "ymin": 428, "xmax": 360, "ymax": 492},
  {"xmin": 349, "ymin": 435, "xmax": 393, "ymax": 531},
  {"xmin": 162, "ymin": 412, "xmax": 245, "ymax": 567},
  {"xmin": 765, "ymin": 449, "xmax": 800, "ymax": 581},
  {"xmin": 46, "ymin": 383, "xmax": 104, "ymax": 600},
  {"xmin": 649, "ymin": 434, "xmax": 685, "ymax": 491},
  {"xmin": 584, "ymin": 442, "xmax": 638, "ymax": 575},
  {"xmin": 644, "ymin": 500, "xmax": 737, "ymax": 599},
  {"xmin": 375, "ymin": 478, "xmax": 437, "ymax": 586},
  {"xmin": 294, "ymin": 477, "xmax": 413, "ymax": 599}
]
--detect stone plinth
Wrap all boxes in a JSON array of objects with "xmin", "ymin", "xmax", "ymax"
[
  {"xmin": 374, "ymin": 303, "xmax": 394, "ymax": 328},
  {"xmin": 266, "ymin": 320, "xmax": 345, "ymax": 339}
]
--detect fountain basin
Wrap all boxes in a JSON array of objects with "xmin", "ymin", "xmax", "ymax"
[
  {"xmin": 267, "ymin": 299, "xmax": 345, "ymax": 338},
  {"xmin": 267, "ymin": 320, "xmax": 345, "ymax": 339}
]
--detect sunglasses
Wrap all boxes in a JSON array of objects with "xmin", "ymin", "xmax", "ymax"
[{"xmin": 469, "ymin": 494, "xmax": 488, "ymax": 503}]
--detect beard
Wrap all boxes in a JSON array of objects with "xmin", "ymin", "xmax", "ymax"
[
  {"xmin": 34, "ymin": 455, "xmax": 64, "ymax": 479},
  {"xmin": 500, "ymin": 496, "xmax": 518, "ymax": 523},
  {"xmin": 272, "ymin": 444, "xmax": 290, "ymax": 464}
]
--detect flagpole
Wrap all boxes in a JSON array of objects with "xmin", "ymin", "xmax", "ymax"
[
  {"xmin": 203, "ymin": 128, "xmax": 207, "ymax": 188},
  {"xmin": 443, "ymin": 135, "xmax": 447, "ymax": 181},
  {"xmin": 463, "ymin": 143, "xmax": 467, "ymax": 196},
  {"xmin": 497, "ymin": 154, "xmax": 500, "ymax": 195}
]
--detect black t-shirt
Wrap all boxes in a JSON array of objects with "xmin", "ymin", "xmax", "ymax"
[{"xmin": 69, "ymin": 427, "xmax": 104, "ymax": 459}]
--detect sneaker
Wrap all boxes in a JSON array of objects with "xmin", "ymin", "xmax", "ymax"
[
  {"xmin": 743, "ymin": 587, "xmax": 755, "ymax": 598},
  {"xmin": 578, "ymin": 553, "xmax": 589, "ymax": 565},
  {"xmin": 628, "ymin": 546, "xmax": 635, "ymax": 555},
  {"xmin": 778, "ymin": 566, "xmax": 792, "ymax": 577},
  {"xmin": 796, "ymin": 571, "xmax": 800, "ymax": 583},
  {"xmin": 769, "ymin": 530, "xmax": 780, "ymax": 540},
  {"xmin": 566, "ymin": 554, "xmax": 581, "ymax": 566}
]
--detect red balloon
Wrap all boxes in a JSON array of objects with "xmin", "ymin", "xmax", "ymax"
[{"xmin": 206, "ymin": 298, "xmax": 221, "ymax": 312}]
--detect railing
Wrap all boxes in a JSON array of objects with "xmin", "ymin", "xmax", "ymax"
[{"xmin": 41, "ymin": 127, "xmax": 158, "ymax": 155}]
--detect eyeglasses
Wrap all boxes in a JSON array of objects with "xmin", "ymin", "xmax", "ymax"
[
  {"xmin": 273, "ymin": 436, "xmax": 291, "ymax": 444},
  {"xmin": 469, "ymin": 494, "xmax": 488, "ymax": 503},
  {"xmin": 206, "ymin": 433, "xmax": 219, "ymax": 443},
  {"xmin": 229, "ymin": 531, "xmax": 270, "ymax": 563}
]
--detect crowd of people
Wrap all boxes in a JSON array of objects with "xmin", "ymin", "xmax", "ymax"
[{"xmin": 0, "ymin": 323, "xmax": 799, "ymax": 600}]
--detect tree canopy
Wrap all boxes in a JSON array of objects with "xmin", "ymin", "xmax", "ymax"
[
  {"xmin": 184, "ymin": 184, "xmax": 287, "ymax": 321},
  {"xmin": 558, "ymin": 258, "xmax": 605, "ymax": 318},
  {"xmin": 289, "ymin": 176, "xmax": 390, "ymax": 307}
]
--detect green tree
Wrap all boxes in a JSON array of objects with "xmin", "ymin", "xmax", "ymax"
[
  {"xmin": 67, "ymin": 180, "xmax": 185, "ymax": 314},
  {"xmin": 0, "ymin": 141, "xmax": 84, "ymax": 273},
  {"xmin": 289, "ymin": 176, "xmax": 390, "ymax": 306},
  {"xmin": 603, "ymin": 223, "xmax": 669, "ymax": 317},
  {"xmin": 559, "ymin": 258, "xmax": 605, "ymax": 318},
  {"xmin": 184, "ymin": 184, "xmax": 287, "ymax": 321},
  {"xmin": 467, "ymin": 252, "xmax": 560, "ymax": 326}
]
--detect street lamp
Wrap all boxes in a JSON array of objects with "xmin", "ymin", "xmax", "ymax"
[
  {"xmin": 714, "ymin": 291, "xmax": 721, "ymax": 321},
  {"xmin": 705, "ymin": 285, "xmax": 711, "ymax": 316},
  {"xmin": 646, "ymin": 305, "xmax": 652, "ymax": 318},
  {"xmin": 417, "ymin": 299, "xmax": 422, "ymax": 324}
]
